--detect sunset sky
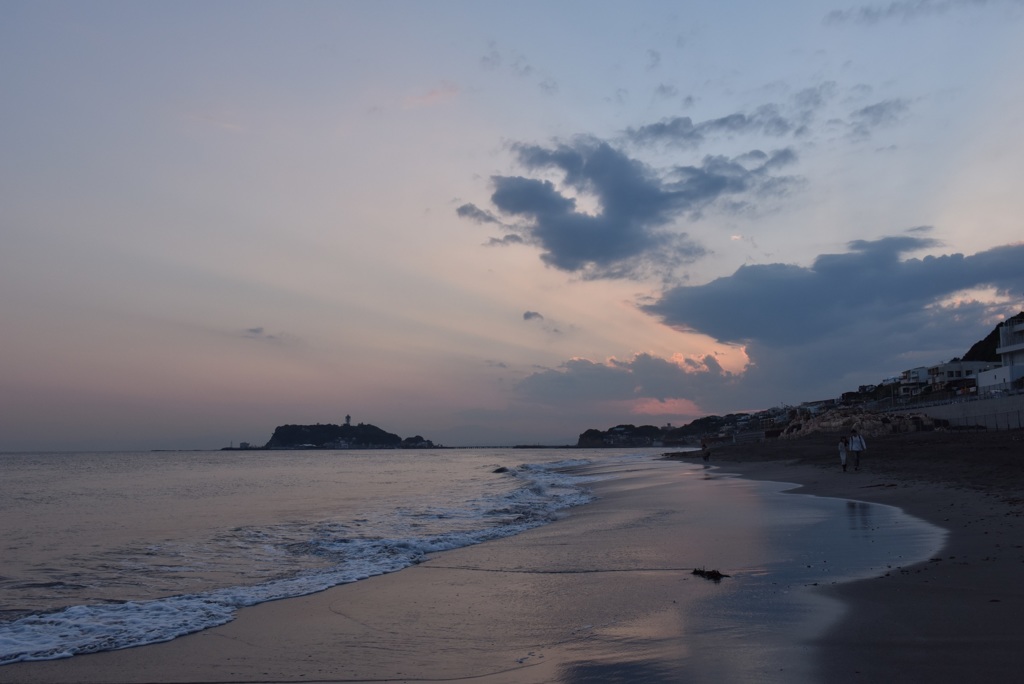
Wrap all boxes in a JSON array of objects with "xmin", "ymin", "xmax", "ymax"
[{"xmin": 3, "ymin": 1, "xmax": 1024, "ymax": 451}]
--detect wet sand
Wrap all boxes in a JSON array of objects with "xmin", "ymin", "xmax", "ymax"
[
  {"xmin": 700, "ymin": 430, "xmax": 1024, "ymax": 683},
  {"xmin": 4, "ymin": 430, "xmax": 1024, "ymax": 683}
]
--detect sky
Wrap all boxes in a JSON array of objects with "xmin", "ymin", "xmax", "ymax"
[{"xmin": 3, "ymin": 0, "xmax": 1024, "ymax": 451}]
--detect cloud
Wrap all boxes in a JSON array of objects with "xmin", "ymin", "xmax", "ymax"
[
  {"xmin": 644, "ymin": 235, "xmax": 1024, "ymax": 348},
  {"xmin": 240, "ymin": 327, "xmax": 286, "ymax": 343},
  {"xmin": 478, "ymin": 43, "xmax": 561, "ymax": 94},
  {"xmin": 849, "ymin": 98, "xmax": 910, "ymax": 138},
  {"xmin": 538, "ymin": 77, "xmax": 560, "ymax": 96},
  {"xmin": 480, "ymin": 42, "xmax": 502, "ymax": 70},
  {"xmin": 626, "ymin": 84, "xmax": 845, "ymax": 149},
  {"xmin": 485, "ymin": 234, "xmax": 525, "ymax": 246},
  {"xmin": 523, "ymin": 309, "xmax": 566, "ymax": 334},
  {"xmin": 457, "ymin": 203, "xmax": 526, "ymax": 246},
  {"xmin": 628, "ymin": 105, "xmax": 796, "ymax": 148},
  {"xmin": 462, "ymin": 137, "xmax": 800, "ymax": 280},
  {"xmin": 636, "ymin": 234, "xmax": 1024, "ymax": 408},
  {"xmin": 824, "ymin": 0, "xmax": 1023, "ymax": 25},
  {"xmin": 516, "ymin": 353, "xmax": 735, "ymax": 409},
  {"xmin": 456, "ymin": 203, "xmax": 502, "ymax": 224},
  {"xmin": 654, "ymin": 83, "xmax": 679, "ymax": 100},
  {"xmin": 507, "ymin": 236, "xmax": 1024, "ymax": 418}
]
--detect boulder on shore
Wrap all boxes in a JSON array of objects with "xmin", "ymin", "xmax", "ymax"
[{"xmin": 779, "ymin": 408, "xmax": 941, "ymax": 439}]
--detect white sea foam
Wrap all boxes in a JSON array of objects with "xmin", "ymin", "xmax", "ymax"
[{"xmin": 0, "ymin": 457, "xmax": 599, "ymax": 664}]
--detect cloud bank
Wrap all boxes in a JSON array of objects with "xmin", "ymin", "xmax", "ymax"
[
  {"xmin": 459, "ymin": 137, "xmax": 799, "ymax": 280},
  {"xmin": 825, "ymin": 0, "xmax": 1024, "ymax": 25},
  {"xmin": 645, "ymin": 236, "xmax": 1024, "ymax": 348},
  {"xmin": 506, "ymin": 236, "xmax": 1024, "ymax": 422}
]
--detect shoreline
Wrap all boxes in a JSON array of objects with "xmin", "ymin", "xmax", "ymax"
[
  {"xmin": 681, "ymin": 430, "xmax": 1024, "ymax": 682},
  {"xmin": 3, "ymin": 431, "xmax": 1023, "ymax": 682}
]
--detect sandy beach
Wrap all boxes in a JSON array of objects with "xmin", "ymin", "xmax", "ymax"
[
  {"xmin": 3, "ymin": 430, "xmax": 1024, "ymax": 683},
  {"xmin": 706, "ymin": 430, "xmax": 1024, "ymax": 683}
]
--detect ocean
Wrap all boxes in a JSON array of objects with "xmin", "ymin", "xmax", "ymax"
[
  {"xmin": 0, "ymin": 447, "xmax": 646, "ymax": 664},
  {"xmin": 0, "ymin": 447, "xmax": 944, "ymax": 671}
]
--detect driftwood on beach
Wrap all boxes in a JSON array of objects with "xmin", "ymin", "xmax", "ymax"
[{"xmin": 692, "ymin": 567, "xmax": 730, "ymax": 582}]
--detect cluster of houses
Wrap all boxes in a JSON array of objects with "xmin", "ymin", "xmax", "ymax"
[
  {"xmin": 877, "ymin": 313, "xmax": 1024, "ymax": 402},
  {"xmin": 719, "ymin": 313, "xmax": 1024, "ymax": 439}
]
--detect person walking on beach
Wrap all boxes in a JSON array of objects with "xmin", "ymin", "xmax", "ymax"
[
  {"xmin": 849, "ymin": 429, "xmax": 867, "ymax": 470},
  {"xmin": 838, "ymin": 436, "xmax": 849, "ymax": 472}
]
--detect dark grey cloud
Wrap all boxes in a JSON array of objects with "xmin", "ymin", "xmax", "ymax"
[
  {"xmin": 460, "ymin": 137, "xmax": 800, "ymax": 280},
  {"xmin": 644, "ymin": 235, "xmax": 1024, "ymax": 349},
  {"xmin": 456, "ymin": 203, "xmax": 501, "ymax": 224},
  {"xmin": 485, "ymin": 234, "xmax": 525, "ymax": 246},
  {"xmin": 516, "ymin": 353, "xmax": 734, "ymax": 407},
  {"xmin": 627, "ymin": 85, "xmax": 910, "ymax": 150},
  {"xmin": 628, "ymin": 106, "xmax": 794, "ymax": 148},
  {"xmin": 457, "ymin": 203, "xmax": 526, "ymax": 246},
  {"xmin": 825, "ymin": 0, "xmax": 1022, "ymax": 25},
  {"xmin": 511, "ymin": 236, "xmax": 1024, "ymax": 417},
  {"xmin": 523, "ymin": 310, "xmax": 567, "ymax": 335},
  {"xmin": 627, "ymin": 89, "xmax": 839, "ymax": 148}
]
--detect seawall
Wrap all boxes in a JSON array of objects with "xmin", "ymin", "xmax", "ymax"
[{"xmin": 895, "ymin": 394, "xmax": 1024, "ymax": 430}]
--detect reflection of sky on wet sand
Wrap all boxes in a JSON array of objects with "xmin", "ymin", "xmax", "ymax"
[{"xmin": 558, "ymin": 464, "xmax": 945, "ymax": 684}]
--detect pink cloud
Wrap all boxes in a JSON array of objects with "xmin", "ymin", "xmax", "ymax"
[{"xmin": 627, "ymin": 397, "xmax": 703, "ymax": 417}]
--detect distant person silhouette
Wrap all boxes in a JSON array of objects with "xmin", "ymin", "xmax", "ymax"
[{"xmin": 849, "ymin": 429, "xmax": 867, "ymax": 471}]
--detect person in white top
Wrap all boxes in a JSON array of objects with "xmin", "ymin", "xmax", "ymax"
[{"xmin": 849, "ymin": 429, "xmax": 867, "ymax": 471}]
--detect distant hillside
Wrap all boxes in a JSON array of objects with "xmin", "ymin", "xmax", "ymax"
[
  {"xmin": 578, "ymin": 414, "xmax": 752, "ymax": 447},
  {"xmin": 264, "ymin": 423, "xmax": 434, "ymax": 449},
  {"xmin": 963, "ymin": 311, "xmax": 1024, "ymax": 362}
]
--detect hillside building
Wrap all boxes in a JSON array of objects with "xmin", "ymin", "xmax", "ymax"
[
  {"xmin": 926, "ymin": 359, "xmax": 1001, "ymax": 389},
  {"xmin": 898, "ymin": 366, "xmax": 930, "ymax": 397},
  {"xmin": 978, "ymin": 314, "xmax": 1024, "ymax": 394}
]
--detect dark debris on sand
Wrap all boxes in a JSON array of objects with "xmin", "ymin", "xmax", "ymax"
[{"xmin": 692, "ymin": 567, "xmax": 730, "ymax": 582}]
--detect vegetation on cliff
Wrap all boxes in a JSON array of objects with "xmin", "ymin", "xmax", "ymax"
[{"xmin": 264, "ymin": 423, "xmax": 434, "ymax": 449}]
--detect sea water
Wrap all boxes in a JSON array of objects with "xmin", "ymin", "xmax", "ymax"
[{"xmin": 0, "ymin": 447, "xmax": 644, "ymax": 664}]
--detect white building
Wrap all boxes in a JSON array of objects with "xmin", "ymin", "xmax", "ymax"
[
  {"xmin": 899, "ymin": 366, "xmax": 930, "ymax": 396},
  {"xmin": 927, "ymin": 359, "xmax": 1001, "ymax": 387},
  {"xmin": 977, "ymin": 314, "xmax": 1024, "ymax": 394},
  {"xmin": 997, "ymin": 314, "xmax": 1024, "ymax": 366}
]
